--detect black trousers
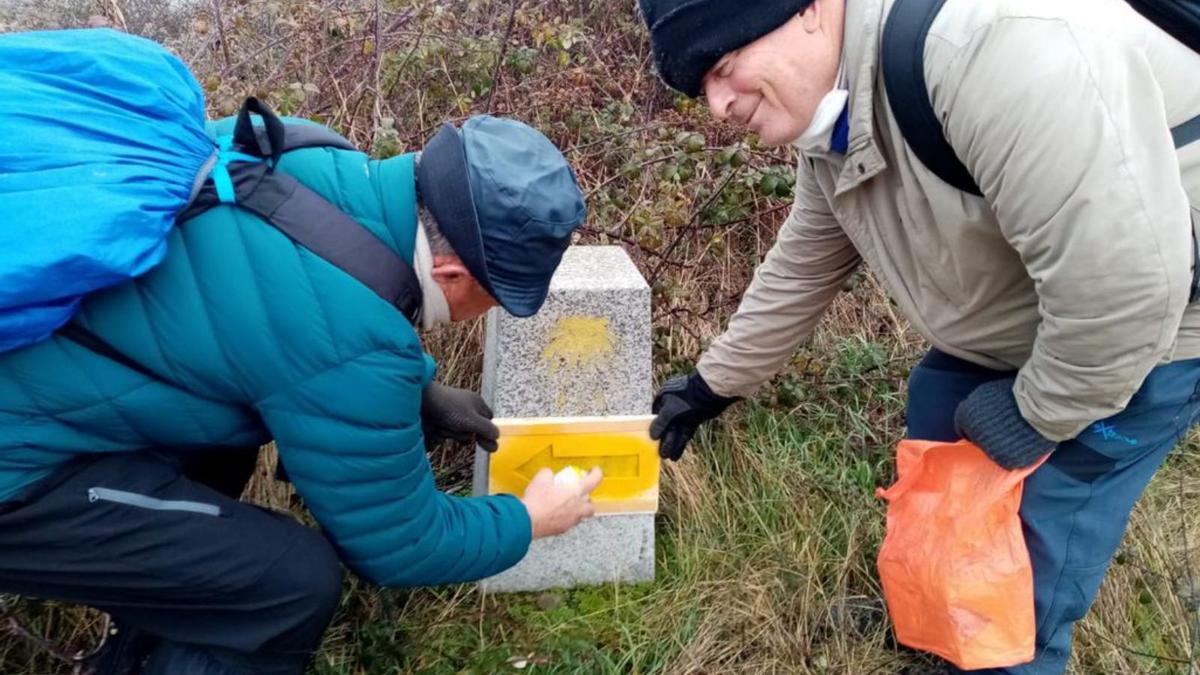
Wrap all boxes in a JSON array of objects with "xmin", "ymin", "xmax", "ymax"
[{"xmin": 0, "ymin": 449, "xmax": 343, "ymax": 675}]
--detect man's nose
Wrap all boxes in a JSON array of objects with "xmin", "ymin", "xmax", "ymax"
[{"xmin": 704, "ymin": 80, "xmax": 734, "ymax": 121}]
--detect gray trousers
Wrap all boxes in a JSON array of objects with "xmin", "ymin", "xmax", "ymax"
[{"xmin": 0, "ymin": 449, "xmax": 344, "ymax": 675}]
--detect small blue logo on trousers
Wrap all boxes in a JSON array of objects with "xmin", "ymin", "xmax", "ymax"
[{"xmin": 1092, "ymin": 422, "xmax": 1138, "ymax": 446}]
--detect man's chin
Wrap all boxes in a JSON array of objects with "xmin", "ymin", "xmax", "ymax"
[
  {"xmin": 756, "ymin": 129, "xmax": 800, "ymax": 148},
  {"xmin": 749, "ymin": 119, "xmax": 805, "ymax": 148}
]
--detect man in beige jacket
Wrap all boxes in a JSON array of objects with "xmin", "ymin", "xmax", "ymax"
[{"xmin": 640, "ymin": 0, "xmax": 1200, "ymax": 672}]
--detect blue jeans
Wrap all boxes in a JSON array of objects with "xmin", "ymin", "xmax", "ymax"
[{"xmin": 906, "ymin": 349, "xmax": 1200, "ymax": 675}]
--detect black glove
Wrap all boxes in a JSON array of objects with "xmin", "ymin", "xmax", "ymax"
[
  {"xmin": 954, "ymin": 378, "xmax": 1057, "ymax": 469},
  {"xmin": 651, "ymin": 372, "xmax": 741, "ymax": 461},
  {"xmin": 421, "ymin": 381, "xmax": 500, "ymax": 452}
]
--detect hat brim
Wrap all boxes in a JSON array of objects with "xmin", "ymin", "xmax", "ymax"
[{"xmin": 486, "ymin": 268, "xmax": 552, "ymax": 318}]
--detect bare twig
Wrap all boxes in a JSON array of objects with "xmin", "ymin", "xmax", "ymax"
[
  {"xmin": 385, "ymin": 22, "xmax": 427, "ymax": 102},
  {"xmin": 372, "ymin": 0, "xmax": 383, "ymax": 119},
  {"xmin": 484, "ymin": 0, "xmax": 522, "ymax": 113},
  {"xmin": 576, "ymin": 226, "xmax": 692, "ymax": 267},
  {"xmin": 565, "ymin": 122, "xmax": 665, "ymax": 154},
  {"xmin": 700, "ymin": 201, "xmax": 791, "ymax": 232},
  {"xmin": 219, "ymin": 34, "xmax": 292, "ymax": 78},
  {"xmin": 584, "ymin": 153, "xmax": 677, "ymax": 198},
  {"xmin": 1, "ymin": 616, "xmax": 80, "ymax": 666},
  {"xmin": 210, "ymin": 0, "xmax": 232, "ymax": 69},
  {"xmin": 649, "ymin": 165, "xmax": 743, "ymax": 286},
  {"xmin": 306, "ymin": 27, "xmax": 414, "ymax": 74}
]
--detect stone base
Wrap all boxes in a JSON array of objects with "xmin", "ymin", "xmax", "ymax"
[{"xmin": 479, "ymin": 513, "xmax": 655, "ymax": 593}]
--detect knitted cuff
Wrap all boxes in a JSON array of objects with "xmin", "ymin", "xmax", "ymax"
[{"xmin": 954, "ymin": 378, "xmax": 1057, "ymax": 470}]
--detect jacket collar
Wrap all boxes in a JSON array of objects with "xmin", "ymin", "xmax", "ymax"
[
  {"xmin": 820, "ymin": 0, "xmax": 891, "ymax": 196},
  {"xmin": 368, "ymin": 153, "xmax": 426, "ymax": 323},
  {"xmin": 370, "ymin": 153, "xmax": 420, "ymax": 266}
]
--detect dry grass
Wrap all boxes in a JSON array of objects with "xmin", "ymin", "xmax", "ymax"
[{"xmin": 0, "ymin": 1, "xmax": 1197, "ymax": 673}]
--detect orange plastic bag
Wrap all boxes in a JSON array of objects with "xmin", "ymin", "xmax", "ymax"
[{"xmin": 876, "ymin": 440, "xmax": 1045, "ymax": 670}]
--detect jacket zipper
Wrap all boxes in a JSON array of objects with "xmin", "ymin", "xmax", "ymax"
[{"xmin": 87, "ymin": 487, "xmax": 222, "ymax": 517}]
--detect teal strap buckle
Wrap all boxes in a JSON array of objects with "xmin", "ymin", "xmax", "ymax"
[{"xmin": 211, "ymin": 135, "xmax": 264, "ymax": 204}]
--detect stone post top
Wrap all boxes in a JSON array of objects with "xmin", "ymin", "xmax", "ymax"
[{"xmin": 549, "ymin": 246, "xmax": 648, "ymax": 291}]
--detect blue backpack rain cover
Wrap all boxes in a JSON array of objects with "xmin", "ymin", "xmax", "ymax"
[{"xmin": 0, "ymin": 29, "xmax": 214, "ymax": 353}]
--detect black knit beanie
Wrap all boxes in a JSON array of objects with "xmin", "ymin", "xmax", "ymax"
[{"xmin": 638, "ymin": 0, "xmax": 813, "ymax": 97}]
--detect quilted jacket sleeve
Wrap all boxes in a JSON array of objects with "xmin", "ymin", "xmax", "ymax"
[
  {"xmin": 932, "ymin": 17, "xmax": 1193, "ymax": 439},
  {"xmin": 697, "ymin": 161, "xmax": 862, "ymax": 397},
  {"xmin": 256, "ymin": 348, "xmax": 531, "ymax": 587}
]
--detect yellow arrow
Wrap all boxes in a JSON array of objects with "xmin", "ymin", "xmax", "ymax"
[
  {"xmin": 487, "ymin": 415, "xmax": 660, "ymax": 513},
  {"xmin": 515, "ymin": 444, "xmax": 641, "ymax": 480}
]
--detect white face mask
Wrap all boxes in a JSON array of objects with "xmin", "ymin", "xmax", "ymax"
[
  {"xmin": 413, "ymin": 211, "xmax": 452, "ymax": 330},
  {"xmin": 792, "ymin": 57, "xmax": 848, "ymax": 154}
]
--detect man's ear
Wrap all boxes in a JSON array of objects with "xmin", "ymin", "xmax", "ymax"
[
  {"xmin": 799, "ymin": 0, "xmax": 823, "ymax": 32},
  {"xmin": 430, "ymin": 255, "xmax": 471, "ymax": 287}
]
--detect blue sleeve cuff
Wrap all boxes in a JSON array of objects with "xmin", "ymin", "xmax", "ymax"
[{"xmin": 485, "ymin": 493, "xmax": 533, "ymax": 573}]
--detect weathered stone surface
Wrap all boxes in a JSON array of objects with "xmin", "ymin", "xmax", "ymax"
[
  {"xmin": 475, "ymin": 246, "xmax": 655, "ymax": 592},
  {"xmin": 481, "ymin": 246, "xmax": 651, "ymax": 419},
  {"xmin": 480, "ymin": 513, "xmax": 654, "ymax": 592}
]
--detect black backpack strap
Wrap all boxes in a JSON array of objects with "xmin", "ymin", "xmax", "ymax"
[
  {"xmin": 883, "ymin": 0, "xmax": 1200, "ymax": 193},
  {"xmin": 58, "ymin": 323, "xmax": 160, "ymax": 381},
  {"xmin": 1173, "ymin": 113, "xmax": 1200, "ymax": 147},
  {"xmin": 188, "ymin": 162, "xmax": 422, "ymax": 320},
  {"xmin": 1126, "ymin": 0, "xmax": 1200, "ymax": 54},
  {"xmin": 261, "ymin": 123, "xmax": 357, "ymax": 154},
  {"xmin": 1127, "ymin": 0, "xmax": 1200, "ymax": 148},
  {"xmin": 881, "ymin": 0, "xmax": 982, "ymax": 196},
  {"xmin": 181, "ymin": 98, "xmax": 423, "ymax": 324}
]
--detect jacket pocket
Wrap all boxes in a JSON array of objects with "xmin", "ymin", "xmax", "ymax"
[{"xmin": 87, "ymin": 487, "xmax": 222, "ymax": 517}]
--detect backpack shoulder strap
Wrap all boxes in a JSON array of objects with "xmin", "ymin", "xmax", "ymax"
[
  {"xmin": 1175, "ymin": 115, "xmax": 1200, "ymax": 147},
  {"xmin": 1125, "ymin": 0, "xmax": 1200, "ymax": 147},
  {"xmin": 883, "ymin": 0, "xmax": 1200, "ymax": 302},
  {"xmin": 883, "ymin": 0, "xmax": 1200, "ymax": 196},
  {"xmin": 1126, "ymin": 0, "xmax": 1200, "ymax": 54},
  {"xmin": 58, "ymin": 323, "xmax": 159, "ymax": 380},
  {"xmin": 254, "ymin": 122, "xmax": 358, "ymax": 156},
  {"xmin": 180, "ymin": 98, "xmax": 423, "ymax": 324},
  {"xmin": 881, "ymin": 0, "xmax": 982, "ymax": 196}
]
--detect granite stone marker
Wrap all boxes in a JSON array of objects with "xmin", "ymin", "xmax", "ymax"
[{"xmin": 475, "ymin": 246, "xmax": 655, "ymax": 592}]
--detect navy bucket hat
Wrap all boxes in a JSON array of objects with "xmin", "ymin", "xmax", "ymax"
[
  {"xmin": 416, "ymin": 115, "xmax": 586, "ymax": 318},
  {"xmin": 639, "ymin": 0, "xmax": 812, "ymax": 97}
]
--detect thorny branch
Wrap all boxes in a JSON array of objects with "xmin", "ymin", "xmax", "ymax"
[
  {"xmin": 209, "ymin": 0, "xmax": 231, "ymax": 69},
  {"xmin": 485, "ymin": 0, "xmax": 522, "ymax": 114},
  {"xmin": 371, "ymin": 0, "xmax": 383, "ymax": 124},
  {"xmin": 649, "ymin": 165, "xmax": 743, "ymax": 286}
]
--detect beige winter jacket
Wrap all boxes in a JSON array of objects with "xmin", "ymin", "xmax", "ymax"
[{"xmin": 697, "ymin": 0, "xmax": 1200, "ymax": 441}]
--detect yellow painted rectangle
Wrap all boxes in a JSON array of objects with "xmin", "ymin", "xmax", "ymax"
[{"xmin": 489, "ymin": 415, "xmax": 658, "ymax": 514}]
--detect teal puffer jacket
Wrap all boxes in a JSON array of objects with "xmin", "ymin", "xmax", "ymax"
[{"xmin": 0, "ymin": 117, "xmax": 531, "ymax": 586}]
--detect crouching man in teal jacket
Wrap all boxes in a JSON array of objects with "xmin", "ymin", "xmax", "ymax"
[{"xmin": 0, "ymin": 114, "xmax": 597, "ymax": 675}]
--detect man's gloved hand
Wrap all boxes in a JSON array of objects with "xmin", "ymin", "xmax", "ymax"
[
  {"xmin": 954, "ymin": 378, "xmax": 1057, "ymax": 469},
  {"xmin": 651, "ymin": 372, "xmax": 741, "ymax": 461},
  {"xmin": 421, "ymin": 381, "xmax": 500, "ymax": 452}
]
